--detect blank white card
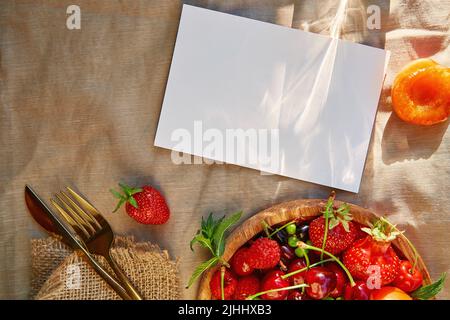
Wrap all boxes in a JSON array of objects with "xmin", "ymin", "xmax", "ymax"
[{"xmin": 155, "ymin": 4, "xmax": 388, "ymax": 192}]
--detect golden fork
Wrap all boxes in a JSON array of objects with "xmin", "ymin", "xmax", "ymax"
[{"xmin": 50, "ymin": 187, "xmax": 143, "ymax": 300}]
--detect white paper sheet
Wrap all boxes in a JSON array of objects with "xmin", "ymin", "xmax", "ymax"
[{"xmin": 154, "ymin": 4, "xmax": 388, "ymax": 193}]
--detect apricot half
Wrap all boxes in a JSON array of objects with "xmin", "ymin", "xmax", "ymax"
[
  {"xmin": 370, "ymin": 287, "xmax": 413, "ymax": 300},
  {"xmin": 391, "ymin": 58, "xmax": 450, "ymax": 125}
]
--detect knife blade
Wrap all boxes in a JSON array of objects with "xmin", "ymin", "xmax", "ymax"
[{"xmin": 25, "ymin": 185, "xmax": 132, "ymax": 300}]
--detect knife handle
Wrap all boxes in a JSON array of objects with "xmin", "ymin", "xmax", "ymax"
[{"xmin": 79, "ymin": 248, "xmax": 133, "ymax": 300}]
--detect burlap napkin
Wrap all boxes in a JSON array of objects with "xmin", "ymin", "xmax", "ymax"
[{"xmin": 31, "ymin": 236, "xmax": 180, "ymax": 300}]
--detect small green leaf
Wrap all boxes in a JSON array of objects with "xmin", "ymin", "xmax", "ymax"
[
  {"xmin": 411, "ymin": 273, "xmax": 446, "ymax": 300},
  {"xmin": 130, "ymin": 188, "xmax": 143, "ymax": 196},
  {"xmin": 212, "ymin": 211, "xmax": 242, "ymax": 257},
  {"xmin": 328, "ymin": 218, "xmax": 340, "ymax": 230},
  {"xmin": 190, "ymin": 233, "xmax": 214, "ymax": 255},
  {"xmin": 128, "ymin": 196, "xmax": 138, "ymax": 209},
  {"xmin": 186, "ymin": 257, "xmax": 219, "ymax": 288},
  {"xmin": 112, "ymin": 198, "xmax": 125, "ymax": 213},
  {"xmin": 110, "ymin": 189, "xmax": 124, "ymax": 200}
]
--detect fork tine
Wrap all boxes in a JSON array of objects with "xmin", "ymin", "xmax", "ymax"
[
  {"xmin": 59, "ymin": 191, "xmax": 100, "ymax": 231},
  {"xmin": 66, "ymin": 187, "xmax": 103, "ymax": 228},
  {"xmin": 57, "ymin": 193, "xmax": 97, "ymax": 234},
  {"xmin": 50, "ymin": 198, "xmax": 91, "ymax": 240}
]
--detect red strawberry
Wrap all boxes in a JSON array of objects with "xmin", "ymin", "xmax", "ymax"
[
  {"xmin": 309, "ymin": 216, "xmax": 357, "ymax": 255},
  {"xmin": 233, "ymin": 275, "xmax": 260, "ymax": 300},
  {"xmin": 246, "ymin": 238, "xmax": 281, "ymax": 270},
  {"xmin": 111, "ymin": 183, "xmax": 170, "ymax": 225},
  {"xmin": 210, "ymin": 268, "xmax": 237, "ymax": 300},
  {"xmin": 230, "ymin": 248, "xmax": 253, "ymax": 276},
  {"xmin": 343, "ymin": 218, "xmax": 401, "ymax": 286},
  {"xmin": 354, "ymin": 222, "xmax": 368, "ymax": 240},
  {"xmin": 308, "ymin": 193, "xmax": 357, "ymax": 255}
]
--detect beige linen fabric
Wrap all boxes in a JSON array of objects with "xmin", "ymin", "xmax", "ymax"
[
  {"xmin": 0, "ymin": 0, "xmax": 449, "ymax": 299},
  {"xmin": 32, "ymin": 237, "xmax": 179, "ymax": 300}
]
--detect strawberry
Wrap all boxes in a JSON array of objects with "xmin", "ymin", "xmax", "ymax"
[
  {"xmin": 246, "ymin": 238, "xmax": 281, "ymax": 270},
  {"xmin": 233, "ymin": 275, "xmax": 260, "ymax": 300},
  {"xmin": 210, "ymin": 268, "xmax": 237, "ymax": 300},
  {"xmin": 354, "ymin": 222, "xmax": 368, "ymax": 240},
  {"xmin": 343, "ymin": 218, "xmax": 401, "ymax": 286},
  {"xmin": 111, "ymin": 183, "xmax": 170, "ymax": 225},
  {"xmin": 308, "ymin": 193, "xmax": 357, "ymax": 255},
  {"xmin": 230, "ymin": 248, "xmax": 253, "ymax": 276}
]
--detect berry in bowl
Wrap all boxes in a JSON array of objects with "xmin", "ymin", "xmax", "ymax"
[{"xmin": 189, "ymin": 192, "xmax": 445, "ymax": 300}]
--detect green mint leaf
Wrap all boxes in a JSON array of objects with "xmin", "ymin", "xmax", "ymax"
[
  {"xmin": 186, "ymin": 257, "xmax": 219, "ymax": 289},
  {"xmin": 128, "ymin": 196, "xmax": 138, "ymax": 209},
  {"xmin": 190, "ymin": 233, "xmax": 214, "ymax": 255},
  {"xmin": 212, "ymin": 211, "xmax": 242, "ymax": 257},
  {"xmin": 411, "ymin": 273, "xmax": 446, "ymax": 300}
]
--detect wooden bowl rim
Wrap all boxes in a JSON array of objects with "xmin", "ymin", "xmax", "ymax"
[{"xmin": 197, "ymin": 198, "xmax": 432, "ymax": 300}]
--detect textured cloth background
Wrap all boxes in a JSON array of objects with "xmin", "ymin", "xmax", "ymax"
[
  {"xmin": 1, "ymin": 0, "xmax": 449, "ymax": 299},
  {"xmin": 32, "ymin": 237, "xmax": 179, "ymax": 300}
]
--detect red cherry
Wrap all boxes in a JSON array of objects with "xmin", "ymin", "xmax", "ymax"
[
  {"xmin": 343, "ymin": 281, "xmax": 372, "ymax": 300},
  {"xmin": 288, "ymin": 290, "xmax": 311, "ymax": 300},
  {"xmin": 280, "ymin": 245, "xmax": 296, "ymax": 263},
  {"xmin": 305, "ymin": 267, "xmax": 337, "ymax": 300},
  {"xmin": 287, "ymin": 259, "xmax": 307, "ymax": 286},
  {"xmin": 261, "ymin": 270, "xmax": 290, "ymax": 300},
  {"xmin": 326, "ymin": 262, "xmax": 347, "ymax": 298},
  {"xmin": 230, "ymin": 248, "xmax": 253, "ymax": 276},
  {"xmin": 392, "ymin": 260, "xmax": 423, "ymax": 293}
]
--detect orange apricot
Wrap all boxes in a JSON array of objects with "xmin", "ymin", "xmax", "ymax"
[
  {"xmin": 391, "ymin": 58, "xmax": 450, "ymax": 125},
  {"xmin": 370, "ymin": 287, "xmax": 413, "ymax": 300}
]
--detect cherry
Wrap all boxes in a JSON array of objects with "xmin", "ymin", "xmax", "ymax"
[
  {"xmin": 287, "ymin": 259, "xmax": 307, "ymax": 285},
  {"xmin": 305, "ymin": 267, "xmax": 337, "ymax": 300},
  {"xmin": 326, "ymin": 262, "xmax": 347, "ymax": 298},
  {"xmin": 261, "ymin": 270, "xmax": 290, "ymax": 300},
  {"xmin": 343, "ymin": 281, "xmax": 372, "ymax": 300},
  {"xmin": 230, "ymin": 248, "xmax": 253, "ymax": 276},
  {"xmin": 392, "ymin": 260, "xmax": 423, "ymax": 293},
  {"xmin": 280, "ymin": 245, "xmax": 296, "ymax": 263},
  {"xmin": 288, "ymin": 290, "xmax": 311, "ymax": 300}
]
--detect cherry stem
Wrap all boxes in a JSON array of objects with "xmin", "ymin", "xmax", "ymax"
[
  {"xmin": 281, "ymin": 258, "xmax": 333, "ymax": 279},
  {"xmin": 220, "ymin": 266, "xmax": 225, "ymax": 300},
  {"xmin": 301, "ymin": 242, "xmax": 356, "ymax": 286},
  {"xmin": 383, "ymin": 218, "xmax": 419, "ymax": 273},
  {"xmin": 321, "ymin": 212, "xmax": 329, "ymax": 260},
  {"xmin": 261, "ymin": 220, "xmax": 272, "ymax": 237},
  {"xmin": 268, "ymin": 220, "xmax": 296, "ymax": 238},
  {"xmin": 304, "ymin": 250, "xmax": 310, "ymax": 268},
  {"xmin": 246, "ymin": 283, "xmax": 308, "ymax": 300},
  {"xmin": 219, "ymin": 258, "xmax": 230, "ymax": 269},
  {"xmin": 320, "ymin": 192, "xmax": 335, "ymax": 260}
]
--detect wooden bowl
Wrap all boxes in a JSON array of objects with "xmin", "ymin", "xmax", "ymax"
[{"xmin": 197, "ymin": 199, "xmax": 432, "ymax": 299}]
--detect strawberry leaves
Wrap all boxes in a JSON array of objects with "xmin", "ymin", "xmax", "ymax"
[
  {"xmin": 110, "ymin": 183, "xmax": 142, "ymax": 212},
  {"xmin": 321, "ymin": 192, "xmax": 352, "ymax": 232},
  {"xmin": 361, "ymin": 217, "xmax": 403, "ymax": 242},
  {"xmin": 188, "ymin": 211, "xmax": 242, "ymax": 288}
]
